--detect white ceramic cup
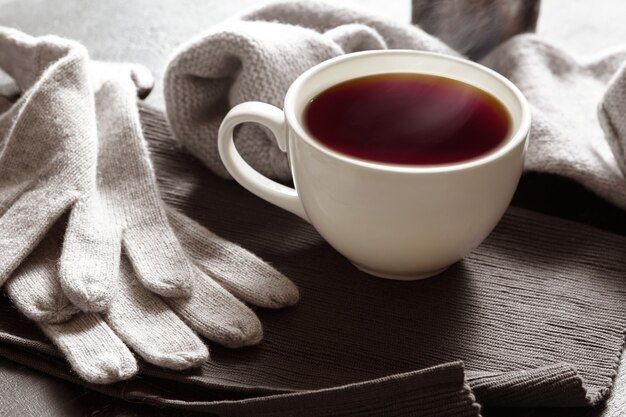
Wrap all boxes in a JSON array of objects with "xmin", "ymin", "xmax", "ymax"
[{"xmin": 218, "ymin": 50, "xmax": 531, "ymax": 280}]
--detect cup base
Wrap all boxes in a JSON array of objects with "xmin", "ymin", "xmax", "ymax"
[{"xmin": 352, "ymin": 263, "xmax": 450, "ymax": 281}]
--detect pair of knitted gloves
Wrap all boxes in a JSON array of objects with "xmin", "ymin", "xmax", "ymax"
[{"xmin": 0, "ymin": 28, "xmax": 298, "ymax": 384}]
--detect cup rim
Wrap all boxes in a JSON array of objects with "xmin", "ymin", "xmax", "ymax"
[{"xmin": 284, "ymin": 49, "xmax": 531, "ymax": 173}]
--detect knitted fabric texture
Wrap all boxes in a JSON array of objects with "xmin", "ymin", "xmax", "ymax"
[
  {"xmin": 165, "ymin": 0, "xmax": 626, "ymax": 212},
  {"xmin": 6, "ymin": 202, "xmax": 299, "ymax": 385},
  {"xmin": 58, "ymin": 62, "xmax": 197, "ymax": 312},
  {"xmin": 481, "ymin": 34, "xmax": 626, "ymax": 210},
  {"xmin": 164, "ymin": 0, "xmax": 454, "ymax": 180},
  {"xmin": 0, "ymin": 28, "xmax": 97, "ymax": 285},
  {"xmin": 0, "ymin": 29, "xmax": 299, "ymax": 384}
]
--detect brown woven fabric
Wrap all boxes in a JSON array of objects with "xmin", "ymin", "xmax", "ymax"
[{"xmin": 0, "ymin": 105, "xmax": 626, "ymax": 416}]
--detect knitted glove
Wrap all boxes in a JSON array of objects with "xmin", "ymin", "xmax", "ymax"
[
  {"xmin": 7, "ymin": 207, "xmax": 298, "ymax": 384},
  {"xmin": 481, "ymin": 34, "xmax": 626, "ymax": 209},
  {"xmin": 0, "ymin": 27, "xmax": 204, "ymax": 314},
  {"xmin": 61, "ymin": 60, "xmax": 299, "ymax": 314},
  {"xmin": 56, "ymin": 63, "xmax": 199, "ymax": 312},
  {"xmin": 0, "ymin": 28, "xmax": 97, "ymax": 284},
  {"xmin": 0, "ymin": 29, "xmax": 299, "ymax": 381},
  {"xmin": 164, "ymin": 0, "xmax": 454, "ymax": 180}
]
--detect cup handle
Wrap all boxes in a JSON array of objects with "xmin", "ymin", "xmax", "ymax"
[{"xmin": 218, "ymin": 102, "xmax": 309, "ymax": 222}]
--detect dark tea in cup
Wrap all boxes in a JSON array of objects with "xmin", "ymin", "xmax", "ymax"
[{"xmin": 304, "ymin": 73, "xmax": 511, "ymax": 165}]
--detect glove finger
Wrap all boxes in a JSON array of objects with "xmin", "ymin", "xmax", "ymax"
[
  {"xmin": 103, "ymin": 256, "xmax": 208, "ymax": 370},
  {"xmin": 94, "ymin": 76, "xmax": 192, "ymax": 299},
  {"xmin": 40, "ymin": 313, "xmax": 138, "ymax": 384},
  {"xmin": 167, "ymin": 207, "xmax": 300, "ymax": 309},
  {"xmin": 5, "ymin": 227, "xmax": 135, "ymax": 384},
  {"xmin": 166, "ymin": 263, "xmax": 264, "ymax": 349},
  {"xmin": 59, "ymin": 197, "xmax": 121, "ymax": 312},
  {"xmin": 6, "ymin": 229, "xmax": 78, "ymax": 324},
  {"xmin": 123, "ymin": 222, "xmax": 193, "ymax": 298},
  {"xmin": 0, "ymin": 185, "xmax": 78, "ymax": 285}
]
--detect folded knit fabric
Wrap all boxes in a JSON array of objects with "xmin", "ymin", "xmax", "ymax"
[
  {"xmin": 481, "ymin": 34, "xmax": 626, "ymax": 210},
  {"xmin": 165, "ymin": 0, "xmax": 626, "ymax": 212},
  {"xmin": 165, "ymin": 0, "xmax": 454, "ymax": 180}
]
